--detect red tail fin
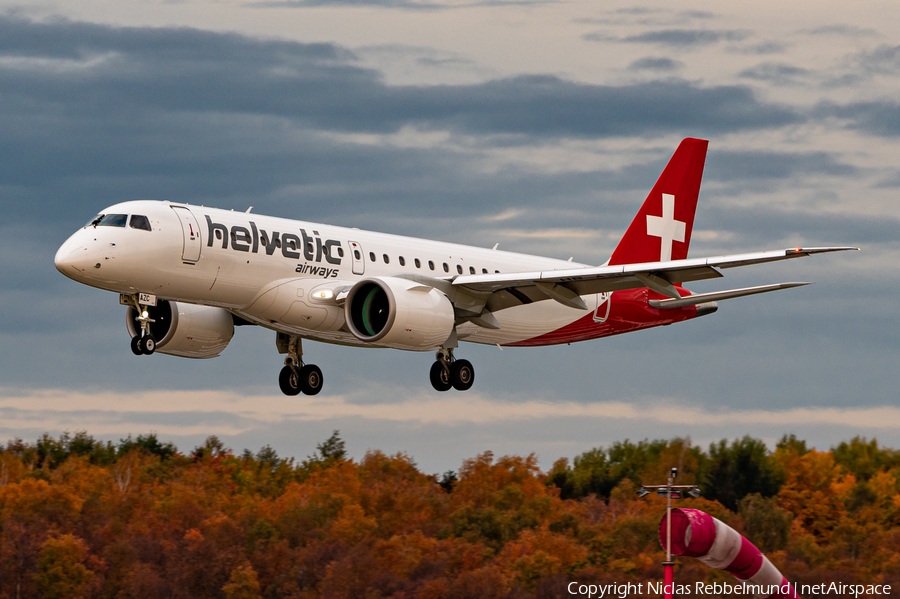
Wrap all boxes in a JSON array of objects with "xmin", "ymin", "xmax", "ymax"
[{"xmin": 608, "ymin": 138, "xmax": 708, "ymax": 266}]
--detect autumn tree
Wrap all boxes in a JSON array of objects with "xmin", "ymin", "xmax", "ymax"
[
  {"xmin": 702, "ymin": 436, "xmax": 784, "ymax": 511},
  {"xmin": 33, "ymin": 534, "xmax": 97, "ymax": 599},
  {"xmin": 738, "ymin": 493, "xmax": 791, "ymax": 552},
  {"xmin": 1, "ymin": 430, "xmax": 899, "ymax": 597},
  {"xmin": 222, "ymin": 563, "xmax": 264, "ymax": 599}
]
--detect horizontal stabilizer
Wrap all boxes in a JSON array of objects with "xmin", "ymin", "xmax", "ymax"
[{"xmin": 648, "ymin": 282, "xmax": 810, "ymax": 309}]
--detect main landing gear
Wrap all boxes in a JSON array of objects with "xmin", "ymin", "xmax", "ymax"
[
  {"xmin": 430, "ymin": 348, "xmax": 474, "ymax": 392},
  {"xmin": 278, "ymin": 335, "xmax": 323, "ymax": 396}
]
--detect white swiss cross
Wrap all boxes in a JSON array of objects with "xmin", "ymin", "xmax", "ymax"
[{"xmin": 646, "ymin": 193, "xmax": 685, "ymax": 262}]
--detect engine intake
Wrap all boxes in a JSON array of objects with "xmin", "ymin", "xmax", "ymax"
[
  {"xmin": 345, "ymin": 277, "xmax": 454, "ymax": 351},
  {"xmin": 126, "ymin": 300, "xmax": 234, "ymax": 359}
]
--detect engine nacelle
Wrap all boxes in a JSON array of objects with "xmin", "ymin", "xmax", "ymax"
[
  {"xmin": 344, "ymin": 277, "xmax": 455, "ymax": 351},
  {"xmin": 126, "ymin": 301, "xmax": 234, "ymax": 359}
]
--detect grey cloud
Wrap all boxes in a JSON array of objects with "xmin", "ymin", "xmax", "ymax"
[
  {"xmin": 577, "ymin": 8, "xmax": 716, "ymax": 27},
  {"xmin": 0, "ymin": 15, "xmax": 351, "ymax": 62},
  {"xmin": 738, "ymin": 62, "xmax": 810, "ymax": 85},
  {"xmin": 706, "ymin": 149, "xmax": 856, "ymax": 181},
  {"xmin": 856, "ymin": 44, "xmax": 900, "ymax": 75},
  {"xmin": 679, "ymin": 11, "xmax": 715, "ymax": 19},
  {"xmin": 728, "ymin": 41, "xmax": 789, "ymax": 55},
  {"xmin": 803, "ymin": 24, "xmax": 877, "ymax": 37},
  {"xmin": 251, "ymin": 0, "xmax": 548, "ymax": 8},
  {"xmin": 391, "ymin": 77, "xmax": 800, "ymax": 138},
  {"xmin": 254, "ymin": 0, "xmax": 441, "ymax": 7},
  {"xmin": 0, "ymin": 17, "xmax": 799, "ymax": 143},
  {"xmin": 816, "ymin": 100, "xmax": 900, "ymax": 137},
  {"xmin": 0, "ymin": 15, "xmax": 805, "ymax": 234},
  {"xmin": 602, "ymin": 28, "xmax": 750, "ymax": 47},
  {"xmin": 614, "ymin": 7, "xmax": 657, "ymax": 15},
  {"xmin": 874, "ymin": 171, "xmax": 900, "ymax": 188},
  {"xmin": 698, "ymin": 205, "xmax": 893, "ymax": 249},
  {"xmin": 628, "ymin": 56, "xmax": 683, "ymax": 71}
]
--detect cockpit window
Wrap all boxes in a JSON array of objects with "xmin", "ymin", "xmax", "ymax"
[
  {"xmin": 129, "ymin": 215, "xmax": 152, "ymax": 231},
  {"xmin": 95, "ymin": 214, "xmax": 127, "ymax": 228},
  {"xmin": 86, "ymin": 214, "xmax": 104, "ymax": 227}
]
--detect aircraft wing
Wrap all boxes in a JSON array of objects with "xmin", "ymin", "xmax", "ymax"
[{"xmin": 452, "ymin": 247, "xmax": 858, "ymax": 312}]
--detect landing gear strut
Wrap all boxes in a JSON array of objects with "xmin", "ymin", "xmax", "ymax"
[
  {"xmin": 128, "ymin": 295, "xmax": 156, "ymax": 356},
  {"xmin": 278, "ymin": 335, "xmax": 323, "ymax": 396},
  {"xmin": 430, "ymin": 348, "xmax": 474, "ymax": 392}
]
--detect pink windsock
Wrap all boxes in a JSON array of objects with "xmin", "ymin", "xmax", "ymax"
[{"xmin": 659, "ymin": 508, "xmax": 799, "ymax": 599}]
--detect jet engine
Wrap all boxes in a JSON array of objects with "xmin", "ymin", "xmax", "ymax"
[
  {"xmin": 125, "ymin": 301, "xmax": 234, "ymax": 358},
  {"xmin": 344, "ymin": 277, "xmax": 455, "ymax": 351}
]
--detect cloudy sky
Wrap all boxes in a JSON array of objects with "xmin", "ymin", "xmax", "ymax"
[{"xmin": 1, "ymin": 0, "xmax": 897, "ymax": 473}]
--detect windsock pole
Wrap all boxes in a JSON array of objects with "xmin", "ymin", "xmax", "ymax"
[
  {"xmin": 664, "ymin": 469, "xmax": 674, "ymax": 599},
  {"xmin": 638, "ymin": 468, "xmax": 700, "ymax": 599}
]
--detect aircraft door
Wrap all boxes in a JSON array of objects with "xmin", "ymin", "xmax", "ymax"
[
  {"xmin": 348, "ymin": 241, "xmax": 365, "ymax": 275},
  {"xmin": 170, "ymin": 206, "xmax": 202, "ymax": 263}
]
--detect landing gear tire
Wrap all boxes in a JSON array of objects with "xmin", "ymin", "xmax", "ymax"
[
  {"xmin": 299, "ymin": 365, "xmax": 323, "ymax": 396},
  {"xmin": 279, "ymin": 365, "xmax": 302, "ymax": 396},
  {"xmin": 450, "ymin": 359, "xmax": 474, "ymax": 391},
  {"xmin": 139, "ymin": 336, "xmax": 156, "ymax": 355},
  {"xmin": 133, "ymin": 336, "xmax": 156, "ymax": 355},
  {"xmin": 430, "ymin": 361, "xmax": 452, "ymax": 392}
]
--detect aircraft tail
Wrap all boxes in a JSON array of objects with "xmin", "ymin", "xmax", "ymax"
[{"xmin": 608, "ymin": 138, "xmax": 708, "ymax": 266}]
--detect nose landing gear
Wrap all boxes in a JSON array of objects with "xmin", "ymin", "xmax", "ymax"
[
  {"xmin": 278, "ymin": 335, "xmax": 323, "ymax": 396},
  {"xmin": 430, "ymin": 348, "xmax": 474, "ymax": 392},
  {"xmin": 128, "ymin": 295, "xmax": 157, "ymax": 355}
]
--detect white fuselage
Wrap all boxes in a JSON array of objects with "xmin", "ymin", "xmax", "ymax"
[{"xmin": 55, "ymin": 200, "xmax": 599, "ymax": 349}]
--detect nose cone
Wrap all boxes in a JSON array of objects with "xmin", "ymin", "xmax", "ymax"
[{"xmin": 54, "ymin": 233, "xmax": 88, "ymax": 279}]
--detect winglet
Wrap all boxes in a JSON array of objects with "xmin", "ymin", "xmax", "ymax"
[{"xmin": 785, "ymin": 246, "xmax": 860, "ymax": 256}]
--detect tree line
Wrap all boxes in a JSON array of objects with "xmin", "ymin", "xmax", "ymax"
[{"xmin": 0, "ymin": 431, "xmax": 898, "ymax": 598}]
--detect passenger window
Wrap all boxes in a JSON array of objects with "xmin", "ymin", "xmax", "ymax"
[
  {"xmin": 354, "ymin": 250, "xmax": 361, "ymax": 260},
  {"xmin": 97, "ymin": 214, "xmax": 127, "ymax": 227},
  {"xmin": 428, "ymin": 261, "xmax": 435, "ymax": 270},
  {"xmin": 415, "ymin": 258, "xmax": 421, "ymax": 268},
  {"xmin": 495, "ymin": 270, "xmax": 500, "ymax": 273},
  {"xmin": 456, "ymin": 265, "xmax": 463, "ymax": 274},
  {"xmin": 469, "ymin": 266, "xmax": 476, "ymax": 274},
  {"xmin": 383, "ymin": 254, "xmax": 390, "ymax": 264},
  {"xmin": 307, "ymin": 242, "xmax": 314, "ymax": 253},
  {"xmin": 129, "ymin": 215, "xmax": 152, "ymax": 231},
  {"xmin": 369, "ymin": 252, "xmax": 376, "ymax": 262},
  {"xmin": 443, "ymin": 263, "xmax": 449, "ymax": 273},
  {"xmin": 337, "ymin": 247, "xmax": 344, "ymax": 258},
  {"xmin": 482, "ymin": 268, "xmax": 488, "ymax": 274},
  {"xmin": 399, "ymin": 256, "xmax": 405, "ymax": 266}
]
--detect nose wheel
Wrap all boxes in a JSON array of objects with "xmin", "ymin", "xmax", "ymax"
[
  {"xmin": 430, "ymin": 349, "xmax": 474, "ymax": 392},
  {"xmin": 131, "ymin": 335, "xmax": 156, "ymax": 355},
  {"xmin": 278, "ymin": 335, "xmax": 323, "ymax": 396}
]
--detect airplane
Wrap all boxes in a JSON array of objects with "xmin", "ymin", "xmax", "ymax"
[{"xmin": 54, "ymin": 138, "xmax": 856, "ymax": 396}]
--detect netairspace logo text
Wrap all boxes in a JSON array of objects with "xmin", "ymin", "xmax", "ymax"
[{"xmin": 568, "ymin": 581, "xmax": 892, "ymax": 598}]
